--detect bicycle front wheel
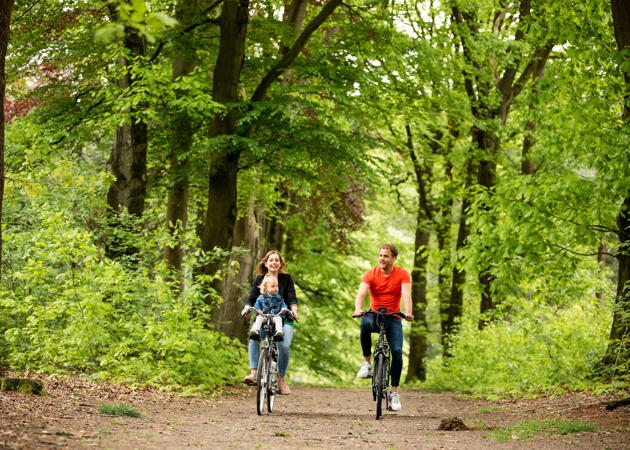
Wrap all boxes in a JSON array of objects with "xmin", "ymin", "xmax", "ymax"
[
  {"xmin": 267, "ymin": 350, "xmax": 277, "ymax": 413},
  {"xmin": 256, "ymin": 346, "xmax": 269, "ymax": 415},
  {"xmin": 374, "ymin": 353, "xmax": 386, "ymax": 420}
]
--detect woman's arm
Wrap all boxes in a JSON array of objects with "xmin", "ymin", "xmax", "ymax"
[
  {"xmin": 279, "ymin": 273, "xmax": 298, "ymax": 306},
  {"xmin": 278, "ymin": 274, "xmax": 298, "ymax": 319}
]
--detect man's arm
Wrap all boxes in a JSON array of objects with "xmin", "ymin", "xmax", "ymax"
[
  {"xmin": 401, "ymin": 282, "xmax": 414, "ymax": 320},
  {"xmin": 354, "ymin": 282, "xmax": 369, "ymax": 316}
]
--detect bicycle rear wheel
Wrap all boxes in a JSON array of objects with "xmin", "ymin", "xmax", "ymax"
[
  {"xmin": 256, "ymin": 347, "xmax": 269, "ymax": 415},
  {"xmin": 374, "ymin": 353, "xmax": 386, "ymax": 420}
]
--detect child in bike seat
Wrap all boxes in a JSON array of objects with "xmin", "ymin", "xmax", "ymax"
[{"xmin": 249, "ymin": 274, "xmax": 288, "ymax": 341}]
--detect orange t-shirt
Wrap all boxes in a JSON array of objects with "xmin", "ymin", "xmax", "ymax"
[{"xmin": 362, "ymin": 266, "xmax": 411, "ymax": 313}]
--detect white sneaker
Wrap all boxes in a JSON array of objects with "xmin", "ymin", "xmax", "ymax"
[
  {"xmin": 356, "ymin": 362, "xmax": 372, "ymax": 378},
  {"xmin": 389, "ymin": 392, "xmax": 401, "ymax": 411}
]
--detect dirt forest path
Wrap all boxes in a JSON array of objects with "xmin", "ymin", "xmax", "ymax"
[{"xmin": 1, "ymin": 376, "xmax": 629, "ymax": 449}]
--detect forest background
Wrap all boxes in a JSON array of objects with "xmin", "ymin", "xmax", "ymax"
[{"xmin": 0, "ymin": 0, "xmax": 628, "ymax": 400}]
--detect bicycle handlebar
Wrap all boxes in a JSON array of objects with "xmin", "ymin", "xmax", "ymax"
[
  {"xmin": 352, "ymin": 310, "xmax": 412, "ymax": 321},
  {"xmin": 241, "ymin": 305, "xmax": 298, "ymax": 322}
]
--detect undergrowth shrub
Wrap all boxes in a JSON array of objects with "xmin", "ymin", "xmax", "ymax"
[
  {"xmin": 425, "ymin": 298, "xmax": 611, "ymax": 397},
  {"xmin": 0, "ymin": 202, "xmax": 246, "ymax": 393}
]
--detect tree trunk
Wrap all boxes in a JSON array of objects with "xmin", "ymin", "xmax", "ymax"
[
  {"xmin": 444, "ymin": 161, "xmax": 473, "ymax": 354},
  {"xmin": 606, "ymin": 196, "xmax": 630, "ymax": 362},
  {"xmin": 451, "ymin": 5, "xmax": 499, "ymax": 327},
  {"xmin": 199, "ymin": 0, "xmax": 249, "ymax": 337},
  {"xmin": 252, "ymin": 0, "xmax": 323, "ymax": 256},
  {"xmin": 435, "ymin": 124, "xmax": 456, "ymax": 349},
  {"xmin": 0, "ymin": 0, "xmax": 14, "ymax": 277},
  {"xmin": 451, "ymin": 3, "xmax": 552, "ymax": 327},
  {"xmin": 406, "ymin": 125, "xmax": 431, "ymax": 382},
  {"xmin": 164, "ymin": 0, "xmax": 204, "ymax": 274},
  {"xmin": 408, "ymin": 225, "xmax": 430, "ymax": 382},
  {"xmin": 105, "ymin": 3, "xmax": 148, "ymax": 259},
  {"xmin": 210, "ymin": 1, "xmax": 308, "ymax": 320},
  {"xmin": 105, "ymin": 3, "xmax": 147, "ymax": 216},
  {"xmin": 475, "ymin": 126, "xmax": 499, "ymax": 328},
  {"xmin": 164, "ymin": 128, "xmax": 190, "ymax": 273},
  {"xmin": 211, "ymin": 199, "xmax": 259, "ymax": 340},
  {"xmin": 436, "ymin": 211, "xmax": 452, "ymax": 346},
  {"xmin": 106, "ymin": 121, "xmax": 148, "ymax": 217},
  {"xmin": 205, "ymin": 0, "xmax": 343, "ymax": 338}
]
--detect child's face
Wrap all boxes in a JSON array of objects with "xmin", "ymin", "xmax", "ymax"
[{"xmin": 266, "ymin": 281, "xmax": 279, "ymax": 296}]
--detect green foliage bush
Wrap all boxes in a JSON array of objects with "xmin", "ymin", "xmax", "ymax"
[
  {"xmin": 0, "ymin": 167, "xmax": 246, "ymax": 392},
  {"xmin": 425, "ymin": 297, "xmax": 612, "ymax": 397}
]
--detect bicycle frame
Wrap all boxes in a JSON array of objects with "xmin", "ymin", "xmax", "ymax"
[
  {"xmin": 242, "ymin": 305, "xmax": 295, "ymax": 415},
  {"xmin": 354, "ymin": 308, "xmax": 406, "ymax": 420},
  {"xmin": 372, "ymin": 308, "xmax": 391, "ymax": 419},
  {"xmin": 256, "ymin": 313, "xmax": 280, "ymax": 415}
]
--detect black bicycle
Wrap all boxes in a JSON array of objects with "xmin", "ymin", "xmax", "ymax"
[
  {"xmin": 243, "ymin": 306, "xmax": 292, "ymax": 415},
  {"xmin": 353, "ymin": 308, "xmax": 408, "ymax": 419}
]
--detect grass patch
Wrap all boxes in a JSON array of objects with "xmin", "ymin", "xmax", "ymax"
[
  {"xmin": 478, "ymin": 405, "xmax": 502, "ymax": 414},
  {"xmin": 554, "ymin": 420, "xmax": 598, "ymax": 434},
  {"xmin": 274, "ymin": 431, "xmax": 290, "ymax": 437},
  {"xmin": 487, "ymin": 419, "xmax": 598, "ymax": 442},
  {"xmin": 98, "ymin": 403, "xmax": 143, "ymax": 418}
]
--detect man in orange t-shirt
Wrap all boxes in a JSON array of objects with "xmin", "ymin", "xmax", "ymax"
[{"xmin": 353, "ymin": 243, "xmax": 413, "ymax": 411}]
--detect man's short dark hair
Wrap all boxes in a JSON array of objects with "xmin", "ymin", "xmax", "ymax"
[{"xmin": 381, "ymin": 243, "xmax": 398, "ymax": 258}]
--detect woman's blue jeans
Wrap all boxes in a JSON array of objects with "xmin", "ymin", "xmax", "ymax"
[
  {"xmin": 360, "ymin": 314, "xmax": 403, "ymax": 387},
  {"xmin": 248, "ymin": 323, "xmax": 294, "ymax": 376}
]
